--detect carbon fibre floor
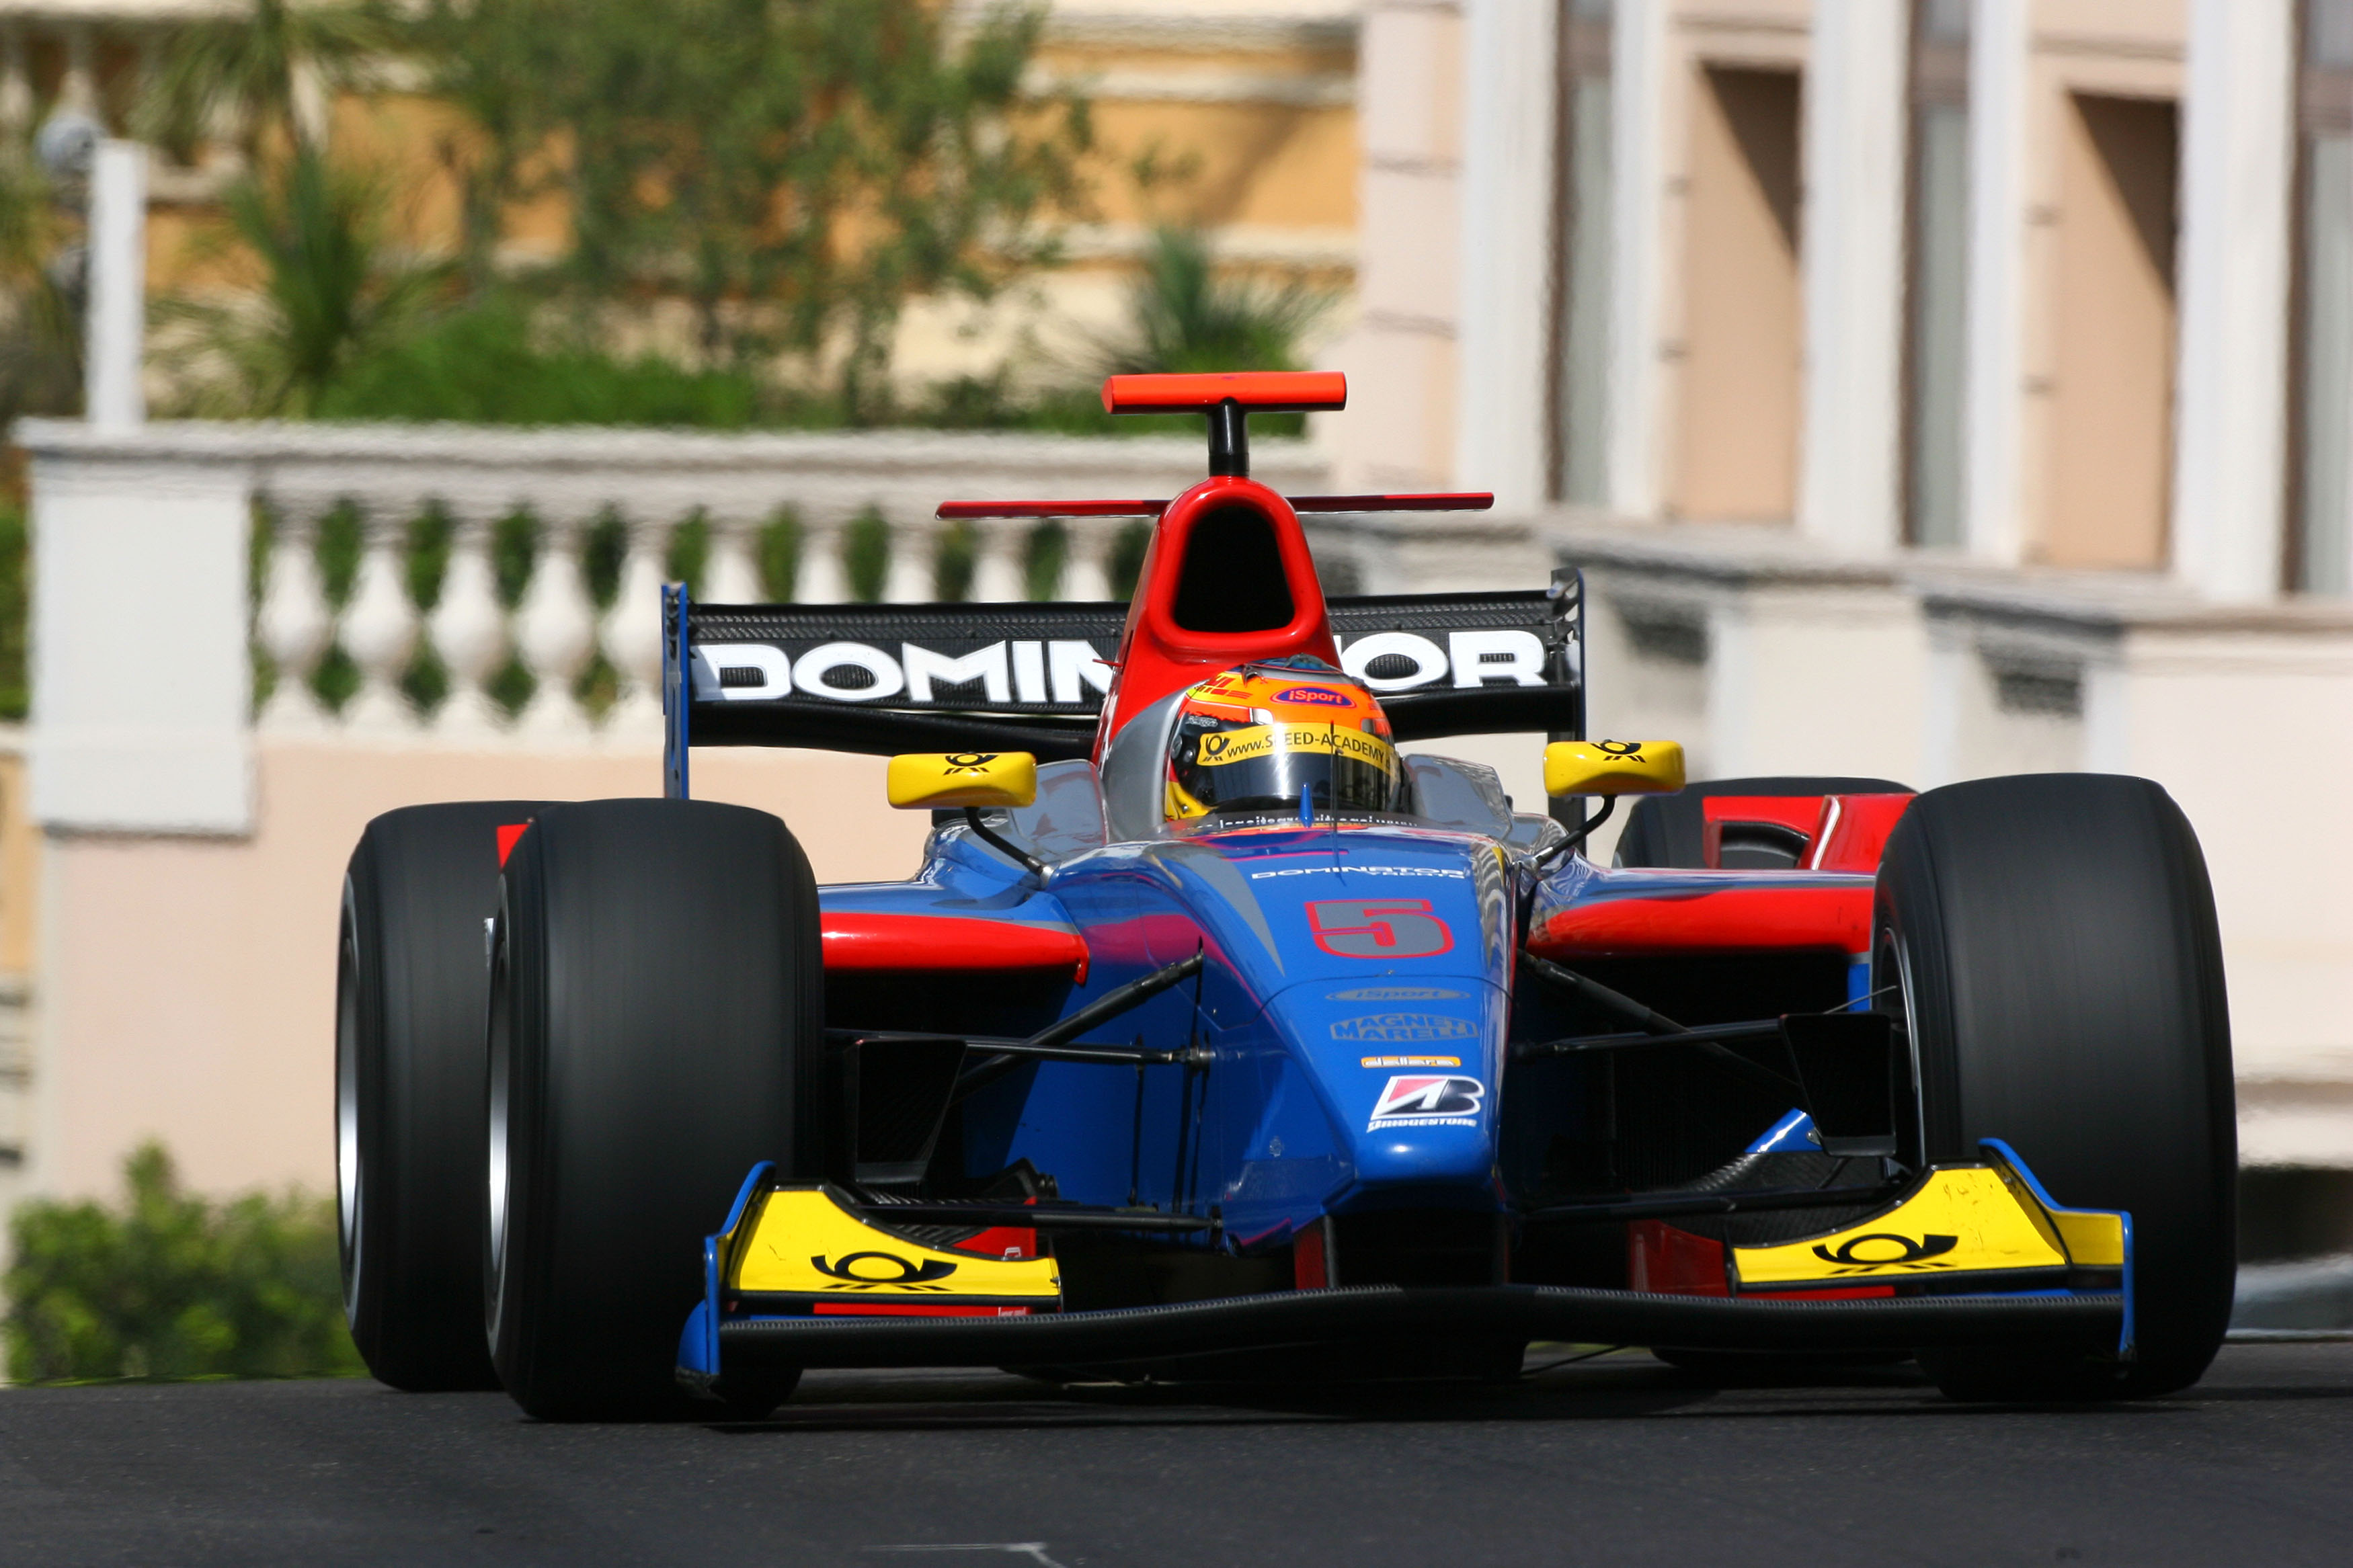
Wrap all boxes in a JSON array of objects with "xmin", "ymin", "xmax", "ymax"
[{"xmin": 2, "ymin": 1341, "xmax": 2348, "ymax": 1567}]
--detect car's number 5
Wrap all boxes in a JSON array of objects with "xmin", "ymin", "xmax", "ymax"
[{"xmin": 1306, "ymin": 898, "xmax": 1454, "ymax": 959}]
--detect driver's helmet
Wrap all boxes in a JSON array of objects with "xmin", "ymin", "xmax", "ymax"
[{"xmin": 1164, "ymin": 657, "xmax": 1408, "ymax": 821}]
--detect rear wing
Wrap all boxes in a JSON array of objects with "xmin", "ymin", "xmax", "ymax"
[{"xmin": 662, "ymin": 571, "xmax": 1585, "ymax": 798}]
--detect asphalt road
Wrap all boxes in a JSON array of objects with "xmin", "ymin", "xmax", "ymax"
[{"xmin": 3, "ymin": 1341, "xmax": 2349, "ymax": 1567}]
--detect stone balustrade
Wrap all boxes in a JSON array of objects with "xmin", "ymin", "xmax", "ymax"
[{"xmin": 19, "ymin": 421, "xmax": 1334, "ymax": 776}]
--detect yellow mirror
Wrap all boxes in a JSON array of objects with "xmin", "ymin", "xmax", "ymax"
[
  {"xmin": 1544, "ymin": 739, "xmax": 1687, "ymax": 798},
  {"xmin": 887, "ymin": 751, "xmax": 1039, "ymax": 811}
]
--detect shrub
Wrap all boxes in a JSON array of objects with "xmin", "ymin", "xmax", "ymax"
[
  {"xmin": 0, "ymin": 501, "xmax": 25, "ymax": 720},
  {"xmin": 4, "ymin": 1141, "xmax": 363, "ymax": 1383},
  {"xmin": 316, "ymin": 296, "xmax": 768, "ymax": 427}
]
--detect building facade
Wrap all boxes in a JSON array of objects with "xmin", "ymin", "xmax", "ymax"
[{"xmin": 1332, "ymin": 0, "xmax": 2353, "ymax": 1230}]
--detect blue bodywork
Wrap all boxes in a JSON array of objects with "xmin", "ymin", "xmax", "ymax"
[{"xmin": 828, "ymin": 804, "xmax": 1588, "ymax": 1248}]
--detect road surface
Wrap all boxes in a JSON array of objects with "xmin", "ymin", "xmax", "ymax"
[{"xmin": 3, "ymin": 1341, "xmax": 2348, "ymax": 1566}]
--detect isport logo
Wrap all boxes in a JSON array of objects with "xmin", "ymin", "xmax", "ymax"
[{"xmin": 1366, "ymin": 1075, "xmax": 1485, "ymax": 1132}]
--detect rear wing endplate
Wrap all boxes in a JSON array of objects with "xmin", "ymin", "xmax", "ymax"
[{"xmin": 664, "ymin": 570, "xmax": 1585, "ymax": 798}]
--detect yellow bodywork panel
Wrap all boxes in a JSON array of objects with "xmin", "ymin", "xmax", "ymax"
[
  {"xmin": 886, "ymin": 751, "xmax": 1039, "ymax": 811},
  {"xmin": 2050, "ymin": 1208, "xmax": 2127, "ymax": 1268},
  {"xmin": 1544, "ymin": 740, "xmax": 1687, "ymax": 798},
  {"xmin": 731, "ymin": 1186, "xmax": 1062, "ymax": 1302},
  {"xmin": 1732, "ymin": 1166, "xmax": 2070, "ymax": 1290}
]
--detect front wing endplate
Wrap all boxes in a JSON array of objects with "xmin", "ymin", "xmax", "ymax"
[
  {"xmin": 1730, "ymin": 1141, "xmax": 2129, "ymax": 1310},
  {"xmin": 730, "ymin": 1184, "xmax": 1062, "ymax": 1316}
]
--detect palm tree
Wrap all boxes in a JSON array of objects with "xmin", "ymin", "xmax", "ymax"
[
  {"xmin": 158, "ymin": 147, "xmax": 441, "ymax": 415},
  {"xmin": 136, "ymin": 0, "xmax": 390, "ymax": 165},
  {"xmin": 1100, "ymin": 226, "xmax": 1335, "ymax": 376}
]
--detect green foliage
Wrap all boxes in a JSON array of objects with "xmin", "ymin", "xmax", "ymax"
[
  {"xmin": 844, "ymin": 507, "xmax": 891, "ymax": 602},
  {"xmin": 4, "ymin": 1141, "xmax": 364, "ymax": 1383},
  {"xmin": 757, "ymin": 508, "xmax": 801, "ymax": 600},
  {"xmin": 399, "ymin": 643, "xmax": 448, "ymax": 715},
  {"xmin": 491, "ymin": 507, "xmax": 537, "ymax": 610},
  {"xmin": 313, "ymin": 498, "xmax": 363, "ymax": 608},
  {"xmin": 0, "ymin": 501, "xmax": 26, "ymax": 720},
  {"xmin": 666, "ymin": 512, "xmax": 710, "ymax": 597},
  {"xmin": 0, "ymin": 156, "xmax": 82, "ymax": 425},
  {"xmin": 248, "ymin": 502, "xmax": 278, "ymax": 715},
  {"xmin": 308, "ymin": 502, "xmax": 363, "ymax": 710},
  {"xmin": 392, "ymin": 0, "xmax": 1092, "ymax": 417},
  {"xmin": 1109, "ymin": 520, "xmax": 1152, "ymax": 600},
  {"xmin": 1099, "ymin": 226, "xmax": 1334, "ymax": 381},
  {"xmin": 1023, "ymin": 519, "xmax": 1066, "ymax": 600},
  {"xmin": 139, "ymin": 0, "xmax": 389, "ymax": 164},
  {"xmin": 573, "ymin": 651, "xmax": 619, "ymax": 720},
  {"xmin": 485, "ymin": 654, "xmax": 535, "ymax": 718},
  {"xmin": 934, "ymin": 520, "xmax": 976, "ymax": 602},
  {"xmin": 581, "ymin": 509, "xmax": 627, "ymax": 610},
  {"xmin": 316, "ymin": 296, "xmax": 765, "ymax": 427},
  {"xmin": 403, "ymin": 503, "xmax": 452, "ymax": 612},
  {"xmin": 395, "ymin": 505, "xmax": 453, "ymax": 716},
  {"xmin": 161, "ymin": 147, "xmax": 445, "ymax": 417},
  {"xmin": 309, "ymin": 642, "xmax": 359, "ymax": 713}
]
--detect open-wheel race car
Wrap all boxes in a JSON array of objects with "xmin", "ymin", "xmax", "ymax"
[{"xmin": 336, "ymin": 372, "xmax": 2236, "ymax": 1420}]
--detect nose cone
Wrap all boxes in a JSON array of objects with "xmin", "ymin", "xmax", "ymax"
[{"xmin": 1263, "ymin": 976, "xmax": 1507, "ymax": 1191}]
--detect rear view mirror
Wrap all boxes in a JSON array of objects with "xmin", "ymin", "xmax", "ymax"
[
  {"xmin": 1544, "ymin": 739, "xmax": 1686, "ymax": 798},
  {"xmin": 887, "ymin": 751, "xmax": 1039, "ymax": 811}
]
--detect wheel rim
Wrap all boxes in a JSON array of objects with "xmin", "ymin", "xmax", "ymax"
[
  {"xmin": 335, "ymin": 880, "xmax": 364, "ymax": 1323},
  {"xmin": 483, "ymin": 911, "xmax": 514, "ymax": 1346}
]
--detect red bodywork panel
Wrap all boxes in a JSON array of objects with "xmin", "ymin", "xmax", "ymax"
[
  {"xmin": 1626, "ymin": 1221, "xmax": 1897, "ymax": 1301},
  {"xmin": 1628, "ymin": 1221, "xmax": 1729, "ymax": 1296},
  {"xmin": 1092, "ymin": 474, "xmax": 1341, "ymax": 756},
  {"xmin": 1531, "ymin": 792, "xmax": 1913, "ymax": 958},
  {"xmin": 820, "ymin": 913, "xmax": 1088, "ymax": 981},
  {"xmin": 1702, "ymin": 792, "xmax": 1913, "ymax": 872},
  {"xmin": 1100, "ymin": 370, "xmax": 1348, "ymax": 413},
  {"xmin": 1529, "ymin": 884, "xmax": 1875, "ymax": 959},
  {"xmin": 933, "ymin": 492, "xmax": 1494, "ymax": 521}
]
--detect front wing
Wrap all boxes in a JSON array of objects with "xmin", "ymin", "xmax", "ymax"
[{"xmin": 677, "ymin": 1142, "xmax": 2131, "ymax": 1391}]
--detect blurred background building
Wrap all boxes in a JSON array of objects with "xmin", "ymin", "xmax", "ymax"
[{"xmin": 0, "ymin": 0, "xmax": 2348, "ymax": 1301}]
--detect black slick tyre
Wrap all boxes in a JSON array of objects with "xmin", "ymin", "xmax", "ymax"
[
  {"xmin": 1876, "ymin": 774, "xmax": 2235, "ymax": 1401},
  {"xmin": 487, "ymin": 798, "xmax": 822, "ymax": 1421},
  {"xmin": 339, "ymin": 800, "xmax": 549, "ymax": 1391}
]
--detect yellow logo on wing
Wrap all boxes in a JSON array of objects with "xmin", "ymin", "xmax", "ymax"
[
  {"xmin": 729, "ymin": 1186, "xmax": 1061, "ymax": 1300},
  {"xmin": 1732, "ymin": 1167, "xmax": 2067, "ymax": 1290}
]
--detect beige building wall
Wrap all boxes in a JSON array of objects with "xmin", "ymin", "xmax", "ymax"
[
  {"xmin": 1673, "ymin": 62, "xmax": 1805, "ymax": 521},
  {"xmin": 2017, "ymin": 1, "xmax": 2190, "ymax": 568},
  {"xmin": 1332, "ymin": 0, "xmax": 1464, "ymax": 493},
  {"xmin": 32, "ymin": 743, "xmax": 929, "ymax": 1200}
]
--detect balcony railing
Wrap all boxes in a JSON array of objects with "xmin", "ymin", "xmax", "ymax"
[{"xmin": 21, "ymin": 419, "xmax": 1338, "ymax": 755}]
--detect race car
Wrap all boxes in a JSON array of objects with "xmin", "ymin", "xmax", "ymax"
[{"xmin": 335, "ymin": 372, "xmax": 2235, "ymax": 1421}]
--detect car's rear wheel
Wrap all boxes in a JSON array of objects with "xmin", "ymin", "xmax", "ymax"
[
  {"xmin": 1876, "ymin": 774, "xmax": 2236, "ymax": 1401},
  {"xmin": 339, "ymin": 800, "xmax": 548, "ymax": 1391},
  {"xmin": 486, "ymin": 798, "xmax": 823, "ymax": 1421}
]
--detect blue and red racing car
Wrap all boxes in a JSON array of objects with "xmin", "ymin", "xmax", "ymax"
[{"xmin": 336, "ymin": 372, "xmax": 2236, "ymax": 1419}]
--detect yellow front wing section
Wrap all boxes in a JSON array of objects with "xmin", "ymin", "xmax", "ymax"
[
  {"xmin": 1731, "ymin": 1147, "xmax": 2128, "ymax": 1294},
  {"xmin": 728, "ymin": 1186, "xmax": 1062, "ymax": 1313}
]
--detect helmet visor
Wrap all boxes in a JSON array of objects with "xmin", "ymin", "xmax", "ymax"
[{"xmin": 1169, "ymin": 717, "xmax": 1407, "ymax": 819}]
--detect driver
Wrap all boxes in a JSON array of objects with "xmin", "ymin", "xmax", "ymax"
[{"xmin": 1164, "ymin": 657, "xmax": 1410, "ymax": 822}]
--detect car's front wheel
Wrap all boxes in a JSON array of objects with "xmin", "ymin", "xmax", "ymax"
[
  {"xmin": 1876, "ymin": 774, "xmax": 2236, "ymax": 1401},
  {"xmin": 486, "ymin": 798, "xmax": 823, "ymax": 1420}
]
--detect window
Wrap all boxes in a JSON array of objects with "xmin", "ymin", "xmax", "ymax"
[
  {"xmin": 2292, "ymin": 0, "xmax": 2353, "ymax": 592},
  {"xmin": 1904, "ymin": 0, "xmax": 1972, "ymax": 547},
  {"xmin": 1550, "ymin": 0, "xmax": 1613, "ymax": 505}
]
